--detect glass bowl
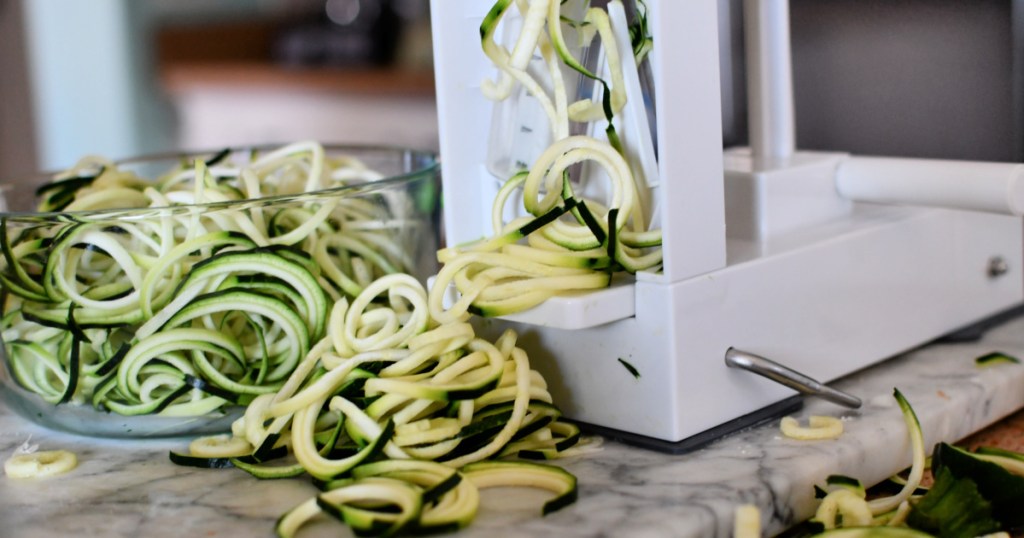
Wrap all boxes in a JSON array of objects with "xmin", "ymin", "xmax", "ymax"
[{"xmin": 0, "ymin": 143, "xmax": 441, "ymax": 438}]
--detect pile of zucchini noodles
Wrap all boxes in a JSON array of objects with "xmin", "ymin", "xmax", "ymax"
[
  {"xmin": 0, "ymin": 142, "xmax": 423, "ymax": 416},
  {"xmin": 428, "ymin": 0, "xmax": 662, "ymax": 322},
  {"xmin": 176, "ymin": 273, "xmax": 584, "ymax": 536}
]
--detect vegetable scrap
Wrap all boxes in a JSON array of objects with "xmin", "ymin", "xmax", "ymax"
[
  {"xmin": 974, "ymin": 352, "xmax": 1021, "ymax": 368},
  {"xmin": 780, "ymin": 415, "xmax": 845, "ymax": 441},
  {"xmin": 617, "ymin": 357, "xmax": 641, "ymax": 379},
  {"xmin": 4, "ymin": 439, "xmax": 77, "ymax": 479}
]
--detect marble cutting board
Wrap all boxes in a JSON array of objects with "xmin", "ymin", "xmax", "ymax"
[{"xmin": 2, "ymin": 315, "xmax": 1024, "ymax": 537}]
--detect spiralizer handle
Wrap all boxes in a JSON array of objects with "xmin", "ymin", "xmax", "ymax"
[{"xmin": 836, "ymin": 156, "xmax": 1024, "ymax": 216}]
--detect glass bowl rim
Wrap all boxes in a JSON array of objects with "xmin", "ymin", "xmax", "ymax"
[{"xmin": 0, "ymin": 143, "xmax": 439, "ymax": 220}]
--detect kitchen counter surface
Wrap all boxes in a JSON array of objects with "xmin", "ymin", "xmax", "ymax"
[
  {"xmin": 161, "ymin": 63, "xmax": 436, "ymax": 97},
  {"xmin": 3, "ymin": 315, "xmax": 1024, "ymax": 538}
]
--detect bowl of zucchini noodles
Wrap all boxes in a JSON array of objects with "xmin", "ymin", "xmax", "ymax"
[{"xmin": 0, "ymin": 142, "xmax": 442, "ymax": 437}]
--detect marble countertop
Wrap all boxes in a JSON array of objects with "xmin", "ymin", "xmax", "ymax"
[{"xmin": 3, "ymin": 316, "xmax": 1024, "ymax": 538}]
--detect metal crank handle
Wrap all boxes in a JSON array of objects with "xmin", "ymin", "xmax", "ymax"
[{"xmin": 725, "ymin": 348, "xmax": 862, "ymax": 409}]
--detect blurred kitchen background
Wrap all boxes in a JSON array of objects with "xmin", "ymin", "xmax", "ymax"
[
  {"xmin": 0, "ymin": 0, "xmax": 436, "ymax": 178},
  {"xmin": 0, "ymin": 0, "xmax": 1021, "ymax": 179}
]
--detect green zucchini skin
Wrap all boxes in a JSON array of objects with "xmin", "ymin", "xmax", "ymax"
[
  {"xmin": 808, "ymin": 529, "xmax": 936, "ymax": 538},
  {"xmin": 929, "ymin": 442, "xmax": 1024, "ymax": 530}
]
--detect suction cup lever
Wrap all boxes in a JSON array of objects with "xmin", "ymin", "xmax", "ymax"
[{"xmin": 725, "ymin": 348, "xmax": 862, "ymax": 409}]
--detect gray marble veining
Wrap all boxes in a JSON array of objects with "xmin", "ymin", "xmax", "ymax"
[{"xmin": 2, "ymin": 316, "xmax": 1024, "ymax": 538}]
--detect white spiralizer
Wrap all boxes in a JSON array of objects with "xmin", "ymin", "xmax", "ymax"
[{"xmin": 429, "ymin": 0, "xmax": 1024, "ymax": 450}]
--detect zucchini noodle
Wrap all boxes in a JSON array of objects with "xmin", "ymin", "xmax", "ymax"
[
  {"xmin": 0, "ymin": 142, "xmax": 430, "ymax": 417},
  {"xmin": 814, "ymin": 488, "xmax": 874, "ymax": 529},
  {"xmin": 807, "ymin": 390, "xmax": 932, "ymax": 532},
  {"xmin": 432, "ymin": 0, "xmax": 662, "ymax": 322}
]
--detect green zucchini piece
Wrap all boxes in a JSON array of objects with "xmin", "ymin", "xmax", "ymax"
[
  {"xmin": 905, "ymin": 466, "xmax": 999, "ymax": 538},
  {"xmin": 930, "ymin": 442, "xmax": 1024, "ymax": 529},
  {"xmin": 617, "ymin": 357, "xmax": 640, "ymax": 379},
  {"xmin": 168, "ymin": 451, "xmax": 235, "ymax": 469},
  {"xmin": 202, "ymin": 147, "xmax": 231, "ymax": 167},
  {"xmin": 975, "ymin": 351, "xmax": 1021, "ymax": 367}
]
